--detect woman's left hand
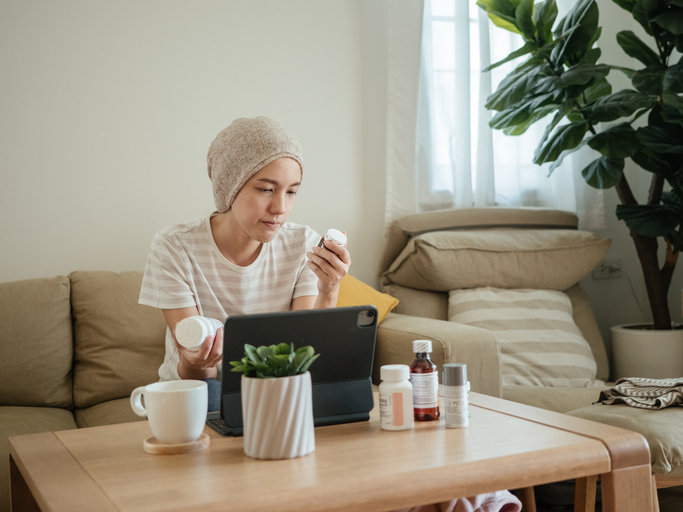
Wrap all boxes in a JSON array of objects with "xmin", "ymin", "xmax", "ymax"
[{"xmin": 306, "ymin": 235, "xmax": 351, "ymax": 299}]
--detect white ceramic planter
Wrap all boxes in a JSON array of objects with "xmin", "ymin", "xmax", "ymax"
[
  {"xmin": 241, "ymin": 372, "xmax": 315, "ymax": 460},
  {"xmin": 611, "ymin": 324, "xmax": 683, "ymax": 379}
]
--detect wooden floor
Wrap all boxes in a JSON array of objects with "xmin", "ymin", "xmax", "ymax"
[{"xmin": 535, "ymin": 485, "xmax": 683, "ymax": 511}]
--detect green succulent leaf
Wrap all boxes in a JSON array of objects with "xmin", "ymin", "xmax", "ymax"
[
  {"xmin": 231, "ymin": 343, "xmax": 320, "ymax": 378},
  {"xmin": 581, "ymin": 157, "xmax": 625, "ymax": 189},
  {"xmin": 534, "ymin": 121, "xmax": 588, "ymax": 164},
  {"xmin": 581, "ymin": 89, "xmax": 656, "ymax": 123},
  {"xmin": 587, "ymin": 123, "xmax": 640, "ymax": 158},
  {"xmin": 632, "ymin": 66, "xmax": 664, "ymax": 95},
  {"xmin": 616, "ymin": 30, "xmax": 661, "ymax": 66},
  {"xmin": 616, "ymin": 204, "xmax": 683, "ymax": 237}
]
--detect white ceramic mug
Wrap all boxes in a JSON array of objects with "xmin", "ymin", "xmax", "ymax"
[{"xmin": 130, "ymin": 380, "xmax": 208, "ymax": 444}]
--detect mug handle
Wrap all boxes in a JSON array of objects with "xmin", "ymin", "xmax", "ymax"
[{"xmin": 130, "ymin": 386, "xmax": 148, "ymax": 417}]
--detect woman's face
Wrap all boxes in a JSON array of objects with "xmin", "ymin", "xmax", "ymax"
[{"xmin": 229, "ymin": 157, "xmax": 302, "ymax": 244}]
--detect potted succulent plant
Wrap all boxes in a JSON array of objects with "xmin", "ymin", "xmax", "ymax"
[
  {"xmin": 230, "ymin": 342, "xmax": 320, "ymax": 459},
  {"xmin": 476, "ymin": 0, "xmax": 683, "ymax": 378}
]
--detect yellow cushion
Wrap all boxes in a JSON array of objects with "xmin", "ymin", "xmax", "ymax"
[{"xmin": 337, "ymin": 275, "xmax": 399, "ymax": 323}]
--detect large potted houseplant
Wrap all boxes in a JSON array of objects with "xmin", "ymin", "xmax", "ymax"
[
  {"xmin": 230, "ymin": 343, "xmax": 320, "ymax": 459},
  {"xmin": 477, "ymin": 0, "xmax": 683, "ymax": 378}
]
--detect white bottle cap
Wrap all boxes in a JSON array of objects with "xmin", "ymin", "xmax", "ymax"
[
  {"xmin": 412, "ymin": 339, "xmax": 432, "ymax": 354},
  {"xmin": 324, "ymin": 229, "xmax": 347, "ymax": 246},
  {"xmin": 380, "ymin": 364, "xmax": 410, "ymax": 381},
  {"xmin": 176, "ymin": 316, "xmax": 220, "ymax": 351}
]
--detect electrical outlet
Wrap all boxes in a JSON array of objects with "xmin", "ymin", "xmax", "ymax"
[{"xmin": 593, "ymin": 259, "xmax": 622, "ymax": 279}]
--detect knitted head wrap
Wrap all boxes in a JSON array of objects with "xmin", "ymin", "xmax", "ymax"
[{"xmin": 207, "ymin": 117, "xmax": 304, "ymax": 213}]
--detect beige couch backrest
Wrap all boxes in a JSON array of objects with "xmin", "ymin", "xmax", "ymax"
[
  {"xmin": 379, "ymin": 207, "xmax": 610, "ymax": 381},
  {"xmin": 380, "ymin": 207, "xmax": 579, "ymax": 275},
  {"xmin": 0, "ymin": 276, "xmax": 74, "ymax": 408},
  {"xmin": 71, "ymin": 271, "xmax": 167, "ymax": 409}
]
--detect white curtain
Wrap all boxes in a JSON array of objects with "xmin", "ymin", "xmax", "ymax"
[{"xmin": 385, "ymin": 0, "xmax": 605, "ymax": 231}]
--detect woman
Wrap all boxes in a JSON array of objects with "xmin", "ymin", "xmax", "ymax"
[{"xmin": 139, "ymin": 117, "xmax": 350, "ymax": 410}]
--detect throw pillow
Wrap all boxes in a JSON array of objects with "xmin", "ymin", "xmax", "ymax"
[
  {"xmin": 448, "ymin": 287, "xmax": 600, "ymax": 387},
  {"xmin": 383, "ymin": 229, "xmax": 610, "ymax": 292},
  {"xmin": 337, "ymin": 274, "xmax": 399, "ymax": 323}
]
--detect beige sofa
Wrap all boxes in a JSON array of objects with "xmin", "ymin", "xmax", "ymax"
[
  {"xmin": 1, "ymin": 269, "xmax": 504, "ymax": 512},
  {"xmin": 374, "ymin": 207, "xmax": 613, "ymax": 412}
]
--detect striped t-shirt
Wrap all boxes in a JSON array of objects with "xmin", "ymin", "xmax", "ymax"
[{"xmin": 139, "ymin": 212, "xmax": 321, "ymax": 381}]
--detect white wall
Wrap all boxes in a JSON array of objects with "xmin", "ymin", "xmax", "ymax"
[
  {"xmin": 0, "ymin": 0, "xmax": 387, "ymax": 287},
  {"xmin": 3, "ymin": 0, "xmax": 680, "ymax": 354}
]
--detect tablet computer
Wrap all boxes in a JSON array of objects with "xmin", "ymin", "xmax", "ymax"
[{"xmin": 207, "ymin": 305, "xmax": 378, "ymax": 436}]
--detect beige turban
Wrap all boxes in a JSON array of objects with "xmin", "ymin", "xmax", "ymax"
[{"xmin": 207, "ymin": 117, "xmax": 304, "ymax": 213}]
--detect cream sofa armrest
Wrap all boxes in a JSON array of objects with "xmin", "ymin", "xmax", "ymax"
[{"xmin": 374, "ymin": 313, "xmax": 502, "ymax": 398}]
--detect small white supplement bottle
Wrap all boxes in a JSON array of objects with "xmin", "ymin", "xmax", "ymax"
[
  {"xmin": 443, "ymin": 363, "xmax": 469, "ymax": 428},
  {"xmin": 175, "ymin": 316, "xmax": 224, "ymax": 351},
  {"xmin": 379, "ymin": 364, "xmax": 414, "ymax": 431},
  {"xmin": 318, "ymin": 228, "xmax": 347, "ymax": 248}
]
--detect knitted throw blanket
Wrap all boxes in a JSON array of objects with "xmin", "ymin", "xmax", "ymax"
[{"xmin": 596, "ymin": 377, "xmax": 683, "ymax": 409}]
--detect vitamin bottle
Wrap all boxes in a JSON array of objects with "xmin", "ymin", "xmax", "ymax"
[
  {"xmin": 175, "ymin": 316, "xmax": 224, "ymax": 351},
  {"xmin": 443, "ymin": 363, "xmax": 469, "ymax": 428},
  {"xmin": 379, "ymin": 364, "xmax": 414, "ymax": 431},
  {"xmin": 318, "ymin": 228, "xmax": 347, "ymax": 248},
  {"xmin": 409, "ymin": 340, "xmax": 440, "ymax": 421}
]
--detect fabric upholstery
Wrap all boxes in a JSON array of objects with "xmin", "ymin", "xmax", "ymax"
[
  {"xmin": 568, "ymin": 404, "xmax": 683, "ymax": 476},
  {"xmin": 382, "ymin": 229, "xmax": 610, "ymax": 292},
  {"xmin": 379, "ymin": 207, "xmax": 580, "ymax": 275},
  {"xmin": 71, "ymin": 271, "xmax": 167, "ymax": 408},
  {"xmin": 337, "ymin": 274, "xmax": 399, "ymax": 322},
  {"xmin": 1, "ymin": 407, "xmax": 78, "ymax": 512},
  {"xmin": 503, "ymin": 385, "xmax": 609, "ymax": 414},
  {"xmin": 375, "ymin": 313, "xmax": 502, "ymax": 398},
  {"xmin": 448, "ymin": 288, "xmax": 599, "ymax": 387},
  {"xmin": 74, "ymin": 397, "xmax": 147, "ymax": 428},
  {"xmin": 0, "ymin": 276, "xmax": 73, "ymax": 408}
]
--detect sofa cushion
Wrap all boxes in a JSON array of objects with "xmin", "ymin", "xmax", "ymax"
[
  {"xmin": 1, "ymin": 406, "xmax": 78, "ymax": 512},
  {"xmin": 337, "ymin": 274, "xmax": 399, "ymax": 323},
  {"xmin": 383, "ymin": 283, "xmax": 609, "ymax": 382},
  {"xmin": 74, "ymin": 397, "xmax": 147, "ymax": 428},
  {"xmin": 503, "ymin": 385, "xmax": 608, "ymax": 414},
  {"xmin": 71, "ymin": 271, "xmax": 166, "ymax": 408},
  {"xmin": 449, "ymin": 287, "xmax": 600, "ymax": 387},
  {"xmin": 0, "ymin": 276, "xmax": 73, "ymax": 408},
  {"xmin": 568, "ymin": 404, "xmax": 683, "ymax": 476},
  {"xmin": 383, "ymin": 229, "xmax": 610, "ymax": 292}
]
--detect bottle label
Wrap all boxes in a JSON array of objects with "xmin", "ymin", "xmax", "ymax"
[
  {"xmin": 380, "ymin": 392, "xmax": 407, "ymax": 428},
  {"xmin": 410, "ymin": 372, "xmax": 439, "ymax": 408},
  {"xmin": 444, "ymin": 387, "xmax": 469, "ymax": 428}
]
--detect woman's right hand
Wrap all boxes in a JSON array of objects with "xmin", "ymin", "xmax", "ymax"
[
  {"xmin": 163, "ymin": 307, "xmax": 224, "ymax": 380},
  {"xmin": 175, "ymin": 326, "xmax": 224, "ymax": 378}
]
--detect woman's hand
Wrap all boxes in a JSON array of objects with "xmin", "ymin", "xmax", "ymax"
[
  {"xmin": 175, "ymin": 327, "xmax": 224, "ymax": 380},
  {"xmin": 306, "ymin": 234, "xmax": 351, "ymax": 308},
  {"xmin": 162, "ymin": 308, "xmax": 224, "ymax": 380}
]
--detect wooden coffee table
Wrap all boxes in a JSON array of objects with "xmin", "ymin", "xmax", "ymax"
[{"xmin": 9, "ymin": 392, "xmax": 652, "ymax": 512}]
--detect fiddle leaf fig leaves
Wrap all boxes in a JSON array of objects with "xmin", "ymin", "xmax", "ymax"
[
  {"xmin": 581, "ymin": 157, "xmax": 625, "ymax": 189},
  {"xmin": 616, "ymin": 30, "xmax": 661, "ymax": 66},
  {"xmin": 587, "ymin": 123, "xmax": 640, "ymax": 158}
]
